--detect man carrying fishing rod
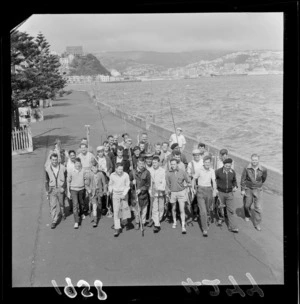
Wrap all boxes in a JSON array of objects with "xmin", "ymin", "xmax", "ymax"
[{"xmin": 129, "ymin": 157, "xmax": 151, "ymax": 232}]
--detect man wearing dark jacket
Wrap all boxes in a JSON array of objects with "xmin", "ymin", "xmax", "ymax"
[
  {"xmin": 166, "ymin": 143, "xmax": 188, "ymax": 169},
  {"xmin": 215, "ymin": 158, "xmax": 238, "ymax": 233},
  {"xmin": 113, "ymin": 146, "xmax": 130, "ymax": 174},
  {"xmin": 129, "ymin": 157, "xmax": 151, "ymax": 230},
  {"xmin": 240, "ymin": 154, "xmax": 267, "ymax": 231}
]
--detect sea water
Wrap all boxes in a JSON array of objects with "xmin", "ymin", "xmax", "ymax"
[{"xmin": 72, "ymin": 75, "xmax": 283, "ymax": 171}]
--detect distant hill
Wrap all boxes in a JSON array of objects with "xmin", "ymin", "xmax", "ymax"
[
  {"xmin": 69, "ymin": 54, "xmax": 111, "ymax": 76},
  {"xmin": 94, "ymin": 50, "xmax": 233, "ymax": 72}
]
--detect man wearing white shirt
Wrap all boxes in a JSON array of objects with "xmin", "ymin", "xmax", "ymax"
[
  {"xmin": 187, "ymin": 149, "xmax": 203, "ymax": 220},
  {"xmin": 66, "ymin": 150, "xmax": 76, "ymax": 210},
  {"xmin": 77, "ymin": 143, "xmax": 96, "ymax": 172},
  {"xmin": 169, "ymin": 127, "xmax": 186, "ymax": 152},
  {"xmin": 108, "ymin": 163, "xmax": 131, "ymax": 237},
  {"xmin": 148, "ymin": 156, "xmax": 166, "ymax": 233},
  {"xmin": 192, "ymin": 155, "xmax": 218, "ymax": 237}
]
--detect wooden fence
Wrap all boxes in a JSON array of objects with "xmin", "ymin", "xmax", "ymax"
[{"xmin": 12, "ymin": 125, "xmax": 33, "ymax": 155}]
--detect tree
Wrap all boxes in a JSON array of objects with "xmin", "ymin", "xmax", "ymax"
[{"xmin": 11, "ymin": 30, "xmax": 67, "ymax": 127}]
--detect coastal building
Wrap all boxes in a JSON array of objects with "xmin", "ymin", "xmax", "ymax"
[{"xmin": 66, "ymin": 46, "xmax": 83, "ymax": 56}]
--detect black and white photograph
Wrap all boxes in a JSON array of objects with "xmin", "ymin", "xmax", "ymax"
[{"xmin": 10, "ymin": 12, "xmax": 286, "ymax": 294}]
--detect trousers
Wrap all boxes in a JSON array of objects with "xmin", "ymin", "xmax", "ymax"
[
  {"xmin": 70, "ymin": 189, "xmax": 85, "ymax": 223},
  {"xmin": 151, "ymin": 196, "xmax": 165, "ymax": 227},
  {"xmin": 243, "ymin": 188, "xmax": 263, "ymax": 226},
  {"xmin": 196, "ymin": 186, "xmax": 213, "ymax": 231},
  {"xmin": 218, "ymin": 191, "xmax": 237, "ymax": 229},
  {"xmin": 48, "ymin": 187, "xmax": 65, "ymax": 224}
]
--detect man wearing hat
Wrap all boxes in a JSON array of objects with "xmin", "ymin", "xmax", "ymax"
[
  {"xmin": 215, "ymin": 158, "xmax": 239, "ymax": 233},
  {"xmin": 96, "ymin": 146, "xmax": 113, "ymax": 178},
  {"xmin": 166, "ymin": 143, "xmax": 188, "ymax": 169},
  {"xmin": 169, "ymin": 127, "xmax": 186, "ymax": 152},
  {"xmin": 217, "ymin": 149, "xmax": 235, "ymax": 170},
  {"xmin": 145, "ymin": 153, "xmax": 154, "ymax": 171}
]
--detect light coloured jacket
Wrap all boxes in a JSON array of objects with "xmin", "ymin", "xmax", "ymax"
[{"xmin": 45, "ymin": 164, "xmax": 67, "ymax": 192}]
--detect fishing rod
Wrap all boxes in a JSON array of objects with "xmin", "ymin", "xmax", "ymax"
[
  {"xmin": 167, "ymin": 93, "xmax": 179, "ymax": 146},
  {"xmin": 128, "ymin": 147, "xmax": 144, "ymax": 237}
]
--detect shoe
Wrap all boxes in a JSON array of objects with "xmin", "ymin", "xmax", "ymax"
[
  {"xmin": 229, "ymin": 228, "xmax": 239, "ymax": 233},
  {"xmin": 193, "ymin": 215, "xmax": 198, "ymax": 222},
  {"xmin": 74, "ymin": 223, "xmax": 79, "ymax": 229},
  {"xmin": 135, "ymin": 223, "xmax": 140, "ymax": 230},
  {"xmin": 148, "ymin": 219, "xmax": 154, "ymax": 227},
  {"xmin": 245, "ymin": 217, "xmax": 250, "ymax": 222},
  {"xmin": 114, "ymin": 229, "xmax": 120, "ymax": 237},
  {"xmin": 153, "ymin": 226, "xmax": 161, "ymax": 233},
  {"xmin": 202, "ymin": 230, "xmax": 208, "ymax": 237},
  {"xmin": 81, "ymin": 214, "xmax": 85, "ymax": 220},
  {"xmin": 51, "ymin": 223, "xmax": 56, "ymax": 229},
  {"xmin": 182, "ymin": 227, "xmax": 187, "ymax": 234},
  {"xmin": 172, "ymin": 223, "xmax": 177, "ymax": 229},
  {"xmin": 93, "ymin": 222, "xmax": 97, "ymax": 228},
  {"xmin": 217, "ymin": 219, "xmax": 223, "ymax": 226},
  {"xmin": 255, "ymin": 225, "xmax": 261, "ymax": 231}
]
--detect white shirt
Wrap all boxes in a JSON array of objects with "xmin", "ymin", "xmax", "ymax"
[
  {"xmin": 148, "ymin": 166, "xmax": 166, "ymax": 196},
  {"xmin": 66, "ymin": 159, "xmax": 75, "ymax": 174},
  {"xmin": 51, "ymin": 165, "xmax": 59, "ymax": 176},
  {"xmin": 78, "ymin": 152, "xmax": 95, "ymax": 169},
  {"xmin": 187, "ymin": 160, "xmax": 203, "ymax": 177},
  {"xmin": 194, "ymin": 167, "xmax": 216, "ymax": 187},
  {"xmin": 97, "ymin": 157, "xmax": 107, "ymax": 173},
  {"xmin": 169, "ymin": 134, "xmax": 186, "ymax": 148}
]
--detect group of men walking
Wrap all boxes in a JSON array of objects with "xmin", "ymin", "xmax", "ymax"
[{"xmin": 44, "ymin": 128, "xmax": 267, "ymax": 237}]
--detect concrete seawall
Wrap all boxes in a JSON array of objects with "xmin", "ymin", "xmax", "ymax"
[{"xmin": 82, "ymin": 90, "xmax": 282, "ymax": 196}]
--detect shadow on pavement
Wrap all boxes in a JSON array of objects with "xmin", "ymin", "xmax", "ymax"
[
  {"xmin": 44, "ymin": 114, "xmax": 68, "ymax": 120},
  {"xmin": 33, "ymin": 134, "xmax": 78, "ymax": 150},
  {"xmin": 52, "ymin": 102, "xmax": 72, "ymax": 107}
]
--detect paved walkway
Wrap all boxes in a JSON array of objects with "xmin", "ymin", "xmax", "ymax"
[{"xmin": 12, "ymin": 91, "xmax": 283, "ymax": 287}]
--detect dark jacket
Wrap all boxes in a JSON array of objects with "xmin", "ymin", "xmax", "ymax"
[
  {"xmin": 113, "ymin": 157, "xmax": 130, "ymax": 174},
  {"xmin": 240, "ymin": 164, "xmax": 267, "ymax": 191},
  {"xmin": 129, "ymin": 168, "xmax": 151, "ymax": 207},
  {"xmin": 215, "ymin": 167, "xmax": 237, "ymax": 193}
]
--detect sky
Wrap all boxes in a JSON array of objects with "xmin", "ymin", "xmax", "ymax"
[{"xmin": 16, "ymin": 13, "xmax": 283, "ymax": 54}]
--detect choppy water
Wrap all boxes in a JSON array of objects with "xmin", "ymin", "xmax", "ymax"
[{"xmin": 69, "ymin": 75, "xmax": 283, "ymax": 171}]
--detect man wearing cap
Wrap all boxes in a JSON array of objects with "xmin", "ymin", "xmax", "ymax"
[
  {"xmin": 192, "ymin": 155, "xmax": 218, "ymax": 237},
  {"xmin": 96, "ymin": 146, "xmax": 113, "ymax": 178},
  {"xmin": 145, "ymin": 153, "xmax": 154, "ymax": 171},
  {"xmin": 215, "ymin": 158, "xmax": 239, "ymax": 232},
  {"xmin": 217, "ymin": 149, "xmax": 235, "ymax": 170},
  {"xmin": 240, "ymin": 154, "xmax": 267, "ymax": 231},
  {"xmin": 166, "ymin": 143, "xmax": 188, "ymax": 169},
  {"xmin": 169, "ymin": 127, "xmax": 186, "ymax": 152}
]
